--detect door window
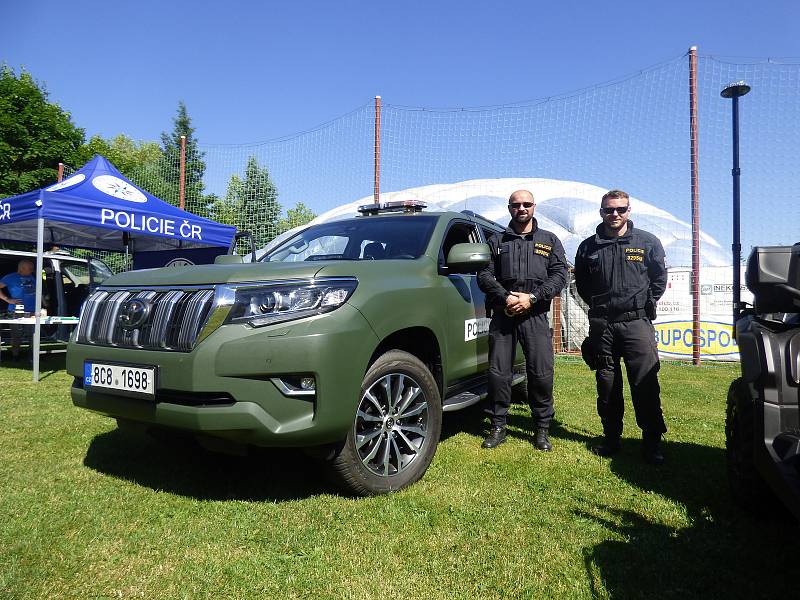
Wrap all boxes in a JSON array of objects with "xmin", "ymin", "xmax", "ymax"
[
  {"xmin": 89, "ymin": 259, "xmax": 113, "ymax": 288},
  {"xmin": 440, "ymin": 221, "xmax": 480, "ymax": 268},
  {"xmin": 480, "ymin": 225, "xmax": 502, "ymax": 243},
  {"xmin": 59, "ymin": 262, "xmax": 91, "ymax": 317}
]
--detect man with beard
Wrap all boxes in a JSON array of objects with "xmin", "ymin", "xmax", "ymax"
[
  {"xmin": 477, "ymin": 190, "xmax": 568, "ymax": 451},
  {"xmin": 574, "ymin": 189, "xmax": 668, "ymax": 464}
]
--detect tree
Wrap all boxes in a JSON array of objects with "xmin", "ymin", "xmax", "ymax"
[
  {"xmin": 152, "ymin": 101, "xmax": 207, "ymax": 215},
  {"xmin": 277, "ymin": 202, "xmax": 316, "ymax": 236},
  {"xmin": 210, "ymin": 175, "xmax": 243, "ymax": 227},
  {"xmin": 0, "ymin": 66, "xmax": 85, "ymax": 197},
  {"xmin": 213, "ymin": 156, "xmax": 281, "ymax": 250},
  {"xmin": 239, "ymin": 157, "xmax": 281, "ymax": 248},
  {"xmin": 74, "ymin": 134, "xmax": 162, "ymax": 183}
]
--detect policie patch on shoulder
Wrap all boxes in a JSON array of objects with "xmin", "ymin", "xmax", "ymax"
[
  {"xmin": 534, "ymin": 242, "xmax": 551, "ymax": 257},
  {"xmin": 625, "ymin": 247, "xmax": 645, "ymax": 262}
]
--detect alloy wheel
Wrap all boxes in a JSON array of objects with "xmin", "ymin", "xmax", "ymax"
[{"xmin": 354, "ymin": 373, "xmax": 429, "ymax": 477}]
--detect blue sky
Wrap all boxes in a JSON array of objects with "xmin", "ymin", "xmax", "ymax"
[
  {"xmin": 2, "ymin": 1, "xmax": 799, "ymax": 252},
  {"xmin": 3, "ymin": 0, "xmax": 798, "ymax": 144}
]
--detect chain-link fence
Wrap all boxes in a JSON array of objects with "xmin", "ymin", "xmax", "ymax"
[
  {"xmin": 181, "ymin": 52, "xmax": 799, "ymax": 261},
  {"xmin": 52, "ymin": 52, "xmax": 800, "ymax": 264},
  {"xmin": 7, "ymin": 51, "xmax": 799, "ymax": 360}
]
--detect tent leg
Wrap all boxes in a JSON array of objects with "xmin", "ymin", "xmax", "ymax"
[{"xmin": 32, "ymin": 217, "xmax": 44, "ymax": 382}]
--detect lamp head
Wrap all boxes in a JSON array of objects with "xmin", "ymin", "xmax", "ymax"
[{"xmin": 721, "ymin": 81, "xmax": 751, "ymax": 98}]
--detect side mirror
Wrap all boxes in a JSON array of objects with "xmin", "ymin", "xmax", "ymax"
[
  {"xmin": 214, "ymin": 255, "xmax": 244, "ymax": 265},
  {"xmin": 446, "ymin": 243, "xmax": 491, "ymax": 274}
]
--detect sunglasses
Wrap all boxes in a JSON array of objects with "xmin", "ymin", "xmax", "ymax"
[
  {"xmin": 509, "ymin": 202, "xmax": 534, "ymax": 209},
  {"xmin": 601, "ymin": 205, "xmax": 629, "ymax": 215}
]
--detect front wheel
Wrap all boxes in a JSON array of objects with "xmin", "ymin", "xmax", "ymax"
[{"xmin": 327, "ymin": 350, "xmax": 442, "ymax": 495}]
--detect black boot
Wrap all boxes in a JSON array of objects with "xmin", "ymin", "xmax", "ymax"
[
  {"xmin": 591, "ymin": 436, "xmax": 621, "ymax": 457},
  {"xmin": 534, "ymin": 427, "xmax": 552, "ymax": 452},
  {"xmin": 481, "ymin": 426, "xmax": 507, "ymax": 449},
  {"xmin": 642, "ymin": 435, "xmax": 664, "ymax": 465}
]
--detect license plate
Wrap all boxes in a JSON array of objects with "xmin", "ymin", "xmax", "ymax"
[{"xmin": 84, "ymin": 362, "xmax": 156, "ymax": 399}]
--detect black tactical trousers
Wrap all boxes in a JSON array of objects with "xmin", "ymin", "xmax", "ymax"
[
  {"xmin": 594, "ymin": 318, "xmax": 666, "ymax": 439},
  {"xmin": 486, "ymin": 311, "xmax": 555, "ymax": 429}
]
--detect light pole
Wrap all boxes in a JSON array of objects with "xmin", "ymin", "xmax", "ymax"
[{"xmin": 721, "ymin": 80, "xmax": 751, "ymax": 327}]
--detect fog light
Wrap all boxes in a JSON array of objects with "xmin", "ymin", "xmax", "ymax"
[{"xmin": 271, "ymin": 376, "xmax": 315, "ymax": 397}]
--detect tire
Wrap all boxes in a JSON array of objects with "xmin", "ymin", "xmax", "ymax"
[
  {"xmin": 327, "ymin": 350, "xmax": 442, "ymax": 496},
  {"xmin": 725, "ymin": 377, "xmax": 774, "ymax": 511}
]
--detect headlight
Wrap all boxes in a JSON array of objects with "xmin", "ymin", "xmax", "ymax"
[{"xmin": 222, "ymin": 278, "xmax": 358, "ymax": 327}]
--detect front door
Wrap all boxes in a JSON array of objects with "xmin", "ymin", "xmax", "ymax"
[{"xmin": 439, "ymin": 220, "xmax": 490, "ymax": 382}]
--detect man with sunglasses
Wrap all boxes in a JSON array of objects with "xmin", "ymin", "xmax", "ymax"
[
  {"xmin": 477, "ymin": 190, "xmax": 568, "ymax": 451},
  {"xmin": 574, "ymin": 189, "xmax": 668, "ymax": 465}
]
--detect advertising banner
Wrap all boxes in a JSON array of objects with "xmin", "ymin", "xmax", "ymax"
[{"xmin": 654, "ymin": 266, "xmax": 749, "ymax": 360}]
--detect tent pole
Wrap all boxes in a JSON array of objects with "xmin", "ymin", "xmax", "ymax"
[{"xmin": 32, "ymin": 214, "xmax": 44, "ymax": 382}]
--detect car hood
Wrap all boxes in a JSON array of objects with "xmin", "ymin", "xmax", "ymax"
[
  {"xmin": 103, "ymin": 262, "xmax": 327, "ymax": 287},
  {"xmin": 102, "ymin": 257, "xmax": 436, "ymax": 288}
]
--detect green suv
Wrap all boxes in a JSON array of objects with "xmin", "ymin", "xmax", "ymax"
[{"xmin": 68, "ymin": 201, "xmax": 525, "ymax": 494}]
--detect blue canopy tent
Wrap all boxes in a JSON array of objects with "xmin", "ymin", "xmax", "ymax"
[{"xmin": 0, "ymin": 155, "xmax": 237, "ymax": 380}]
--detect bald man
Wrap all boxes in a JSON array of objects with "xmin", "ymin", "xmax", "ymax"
[{"xmin": 477, "ymin": 190, "xmax": 568, "ymax": 451}]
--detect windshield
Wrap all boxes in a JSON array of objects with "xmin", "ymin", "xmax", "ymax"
[
  {"xmin": 89, "ymin": 259, "xmax": 113, "ymax": 286},
  {"xmin": 262, "ymin": 216, "xmax": 438, "ymax": 263},
  {"xmin": 61, "ymin": 259, "xmax": 113, "ymax": 289},
  {"xmin": 61, "ymin": 262, "xmax": 90, "ymax": 286}
]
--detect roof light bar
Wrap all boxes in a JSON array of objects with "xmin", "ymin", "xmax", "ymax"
[{"xmin": 358, "ymin": 200, "xmax": 427, "ymax": 215}]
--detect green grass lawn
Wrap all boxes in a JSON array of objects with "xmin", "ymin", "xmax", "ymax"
[{"xmin": 1, "ymin": 355, "xmax": 796, "ymax": 599}]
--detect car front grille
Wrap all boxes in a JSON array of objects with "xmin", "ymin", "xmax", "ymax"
[{"xmin": 76, "ymin": 288, "xmax": 216, "ymax": 352}]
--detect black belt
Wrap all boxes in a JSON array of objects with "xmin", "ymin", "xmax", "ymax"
[{"xmin": 609, "ymin": 309, "xmax": 647, "ymax": 323}]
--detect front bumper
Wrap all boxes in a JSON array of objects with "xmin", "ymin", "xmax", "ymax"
[{"xmin": 67, "ymin": 304, "xmax": 379, "ymax": 446}]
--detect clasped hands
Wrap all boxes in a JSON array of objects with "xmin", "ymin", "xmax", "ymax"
[{"xmin": 504, "ymin": 292, "xmax": 534, "ymax": 317}]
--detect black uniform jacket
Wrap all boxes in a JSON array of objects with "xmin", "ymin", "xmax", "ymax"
[
  {"xmin": 574, "ymin": 221, "xmax": 667, "ymax": 319},
  {"xmin": 477, "ymin": 218, "xmax": 568, "ymax": 316}
]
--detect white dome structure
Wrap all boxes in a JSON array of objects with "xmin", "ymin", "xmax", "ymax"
[
  {"xmin": 252, "ymin": 177, "xmax": 738, "ymax": 360},
  {"xmin": 305, "ymin": 178, "xmax": 728, "ymax": 268}
]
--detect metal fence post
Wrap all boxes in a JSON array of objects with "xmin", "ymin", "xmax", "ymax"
[
  {"xmin": 564, "ymin": 277, "xmax": 571, "ymax": 352},
  {"xmin": 179, "ymin": 134, "xmax": 186, "ymax": 210},
  {"xmin": 374, "ymin": 96, "xmax": 381, "ymax": 204},
  {"xmin": 689, "ymin": 46, "xmax": 701, "ymax": 365}
]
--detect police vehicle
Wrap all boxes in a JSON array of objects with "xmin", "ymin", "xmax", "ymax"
[{"xmin": 67, "ymin": 201, "xmax": 526, "ymax": 495}]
